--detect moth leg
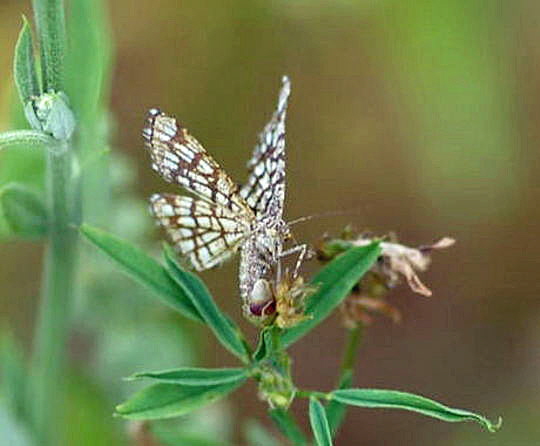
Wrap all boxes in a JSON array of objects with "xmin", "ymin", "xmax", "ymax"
[{"xmin": 280, "ymin": 243, "xmax": 312, "ymax": 278}]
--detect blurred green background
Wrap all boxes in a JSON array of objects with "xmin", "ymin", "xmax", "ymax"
[{"xmin": 1, "ymin": 0, "xmax": 539, "ymax": 444}]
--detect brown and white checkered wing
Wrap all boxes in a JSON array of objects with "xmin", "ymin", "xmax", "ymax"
[
  {"xmin": 240, "ymin": 76, "xmax": 290, "ymax": 220},
  {"xmin": 150, "ymin": 193, "xmax": 251, "ymax": 271},
  {"xmin": 143, "ymin": 109, "xmax": 251, "ymax": 216}
]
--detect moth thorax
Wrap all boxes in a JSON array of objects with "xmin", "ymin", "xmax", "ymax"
[{"xmin": 248, "ymin": 279, "xmax": 276, "ymax": 317}]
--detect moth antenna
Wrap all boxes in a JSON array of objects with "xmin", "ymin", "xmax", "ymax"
[{"xmin": 288, "ymin": 208, "xmax": 364, "ymax": 227}]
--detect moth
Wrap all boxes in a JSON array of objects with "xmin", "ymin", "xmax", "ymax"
[{"xmin": 143, "ymin": 76, "xmax": 308, "ymax": 324}]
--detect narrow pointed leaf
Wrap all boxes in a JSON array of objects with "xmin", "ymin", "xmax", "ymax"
[
  {"xmin": 13, "ymin": 16, "xmax": 40, "ymax": 106},
  {"xmin": 130, "ymin": 367, "xmax": 248, "ymax": 386},
  {"xmin": 0, "ymin": 183, "xmax": 47, "ymax": 238},
  {"xmin": 325, "ymin": 369, "xmax": 353, "ymax": 436},
  {"xmin": 116, "ymin": 380, "xmax": 246, "ymax": 420},
  {"xmin": 331, "ymin": 389, "xmax": 502, "ymax": 432},
  {"xmin": 281, "ymin": 243, "xmax": 381, "ymax": 347},
  {"xmin": 0, "ymin": 130, "xmax": 52, "ymax": 150},
  {"xmin": 269, "ymin": 408, "xmax": 307, "ymax": 446},
  {"xmin": 309, "ymin": 398, "xmax": 333, "ymax": 446},
  {"xmin": 32, "ymin": 0, "xmax": 67, "ymax": 91},
  {"xmin": 164, "ymin": 244, "xmax": 250, "ymax": 363},
  {"xmin": 80, "ymin": 224, "xmax": 203, "ymax": 322}
]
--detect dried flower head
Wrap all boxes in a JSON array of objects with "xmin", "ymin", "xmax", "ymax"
[
  {"xmin": 317, "ymin": 229, "xmax": 455, "ymax": 327},
  {"xmin": 273, "ymin": 273, "xmax": 315, "ymax": 329}
]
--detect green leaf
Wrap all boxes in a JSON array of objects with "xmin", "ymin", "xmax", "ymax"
[
  {"xmin": 80, "ymin": 224, "xmax": 203, "ymax": 322},
  {"xmin": 65, "ymin": 0, "xmax": 112, "ymax": 126},
  {"xmin": 253, "ymin": 325, "xmax": 283, "ymax": 363},
  {"xmin": 129, "ymin": 367, "xmax": 248, "ymax": 386},
  {"xmin": 116, "ymin": 380, "xmax": 246, "ymax": 420},
  {"xmin": 281, "ymin": 243, "xmax": 381, "ymax": 347},
  {"xmin": 0, "ymin": 130, "xmax": 52, "ymax": 150},
  {"xmin": 309, "ymin": 398, "xmax": 333, "ymax": 446},
  {"xmin": 0, "ymin": 183, "xmax": 47, "ymax": 238},
  {"xmin": 253, "ymin": 327, "xmax": 273, "ymax": 362},
  {"xmin": 325, "ymin": 369, "xmax": 353, "ymax": 436},
  {"xmin": 32, "ymin": 0, "xmax": 66, "ymax": 91},
  {"xmin": 331, "ymin": 389, "xmax": 502, "ymax": 432},
  {"xmin": 13, "ymin": 16, "xmax": 40, "ymax": 106},
  {"xmin": 163, "ymin": 244, "xmax": 250, "ymax": 363},
  {"xmin": 268, "ymin": 408, "xmax": 307, "ymax": 446}
]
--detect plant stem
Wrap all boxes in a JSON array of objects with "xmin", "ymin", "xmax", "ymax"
[
  {"xmin": 325, "ymin": 323, "xmax": 364, "ymax": 436},
  {"xmin": 341, "ymin": 323, "xmax": 364, "ymax": 373},
  {"xmin": 269, "ymin": 408, "xmax": 308, "ymax": 446},
  {"xmin": 31, "ymin": 142, "xmax": 78, "ymax": 446}
]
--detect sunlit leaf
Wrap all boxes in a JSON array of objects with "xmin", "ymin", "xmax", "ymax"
[
  {"xmin": 80, "ymin": 224, "xmax": 203, "ymax": 322},
  {"xmin": 331, "ymin": 388, "xmax": 502, "ymax": 432},
  {"xmin": 309, "ymin": 398, "xmax": 332, "ymax": 446},
  {"xmin": 116, "ymin": 380, "xmax": 246, "ymax": 420},
  {"xmin": 281, "ymin": 243, "xmax": 381, "ymax": 347},
  {"xmin": 163, "ymin": 244, "xmax": 250, "ymax": 363},
  {"xmin": 129, "ymin": 367, "xmax": 248, "ymax": 386}
]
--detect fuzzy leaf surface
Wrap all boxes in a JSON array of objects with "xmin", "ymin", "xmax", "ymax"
[{"xmin": 13, "ymin": 17, "xmax": 40, "ymax": 106}]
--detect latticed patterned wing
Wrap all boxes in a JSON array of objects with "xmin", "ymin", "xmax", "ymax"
[
  {"xmin": 240, "ymin": 76, "xmax": 290, "ymax": 220},
  {"xmin": 143, "ymin": 109, "xmax": 251, "ymax": 216},
  {"xmin": 150, "ymin": 193, "xmax": 251, "ymax": 271}
]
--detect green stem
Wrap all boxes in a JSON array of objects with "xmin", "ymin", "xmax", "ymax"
[
  {"xmin": 297, "ymin": 390, "xmax": 330, "ymax": 400},
  {"xmin": 31, "ymin": 143, "xmax": 78, "ymax": 446},
  {"xmin": 0, "ymin": 130, "xmax": 54, "ymax": 149},
  {"xmin": 341, "ymin": 324, "xmax": 363, "ymax": 373},
  {"xmin": 269, "ymin": 408, "xmax": 308, "ymax": 446},
  {"xmin": 325, "ymin": 324, "xmax": 364, "ymax": 437}
]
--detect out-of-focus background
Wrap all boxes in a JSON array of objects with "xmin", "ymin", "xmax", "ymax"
[{"xmin": 1, "ymin": 0, "xmax": 540, "ymax": 445}]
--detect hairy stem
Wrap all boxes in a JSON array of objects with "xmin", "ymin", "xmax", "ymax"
[{"xmin": 31, "ymin": 143, "xmax": 78, "ymax": 446}]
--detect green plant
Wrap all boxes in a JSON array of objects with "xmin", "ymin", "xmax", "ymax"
[
  {"xmin": 82, "ymin": 224, "xmax": 501, "ymax": 445},
  {"xmin": 0, "ymin": 2, "xmax": 503, "ymax": 445},
  {"xmin": 0, "ymin": 1, "xmax": 112, "ymax": 445}
]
